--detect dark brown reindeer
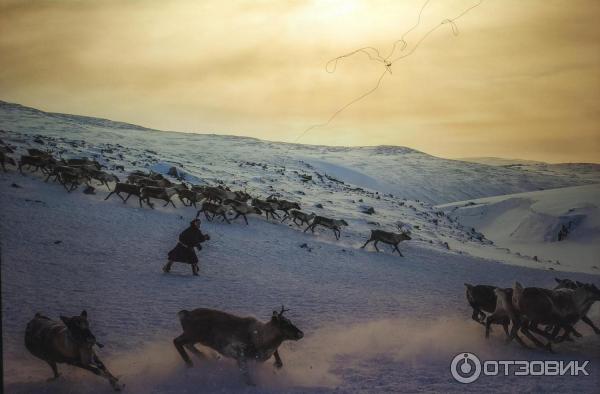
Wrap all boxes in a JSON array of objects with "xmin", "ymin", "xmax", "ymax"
[
  {"xmin": 104, "ymin": 183, "xmax": 142, "ymax": 204},
  {"xmin": 45, "ymin": 166, "xmax": 90, "ymax": 192},
  {"xmin": 18, "ymin": 155, "xmax": 57, "ymax": 174},
  {"xmin": 266, "ymin": 196, "xmax": 301, "ymax": 215},
  {"xmin": 89, "ymin": 170, "xmax": 120, "ymax": 190},
  {"xmin": 178, "ymin": 189, "xmax": 203, "ymax": 208},
  {"xmin": 464, "ymin": 284, "xmax": 498, "ymax": 324},
  {"xmin": 126, "ymin": 173, "xmax": 147, "ymax": 184},
  {"xmin": 204, "ymin": 187, "xmax": 250, "ymax": 204},
  {"xmin": 25, "ymin": 311, "xmax": 122, "ymax": 391},
  {"xmin": 485, "ymin": 288, "xmax": 530, "ymax": 347},
  {"xmin": 173, "ymin": 306, "xmax": 303, "ymax": 385},
  {"xmin": 491, "ymin": 278, "xmax": 598, "ymax": 345},
  {"xmin": 59, "ymin": 171, "xmax": 89, "ymax": 192},
  {"xmin": 226, "ymin": 201, "xmax": 262, "ymax": 225},
  {"xmin": 0, "ymin": 150, "xmax": 16, "ymax": 172},
  {"xmin": 281, "ymin": 210, "xmax": 315, "ymax": 227},
  {"xmin": 139, "ymin": 178, "xmax": 172, "ymax": 188},
  {"xmin": 27, "ymin": 148, "xmax": 53, "ymax": 157},
  {"xmin": 197, "ymin": 201, "xmax": 230, "ymax": 223},
  {"xmin": 251, "ymin": 198, "xmax": 280, "ymax": 220},
  {"xmin": 464, "ymin": 284, "xmax": 527, "ymax": 345},
  {"xmin": 304, "ymin": 216, "xmax": 348, "ymax": 240},
  {"xmin": 65, "ymin": 158, "xmax": 102, "ymax": 169},
  {"xmin": 554, "ymin": 278, "xmax": 600, "ymax": 334},
  {"xmin": 509, "ymin": 282, "xmax": 600, "ymax": 351},
  {"xmin": 361, "ymin": 230, "xmax": 411, "ymax": 256},
  {"xmin": 139, "ymin": 186, "xmax": 178, "ymax": 208},
  {"xmin": 202, "ymin": 186, "xmax": 231, "ymax": 203}
]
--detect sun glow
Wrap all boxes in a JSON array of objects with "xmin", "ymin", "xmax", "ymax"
[{"xmin": 1, "ymin": 0, "xmax": 599, "ymax": 162}]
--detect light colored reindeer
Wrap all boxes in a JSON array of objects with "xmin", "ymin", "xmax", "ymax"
[{"xmin": 361, "ymin": 229, "xmax": 411, "ymax": 256}]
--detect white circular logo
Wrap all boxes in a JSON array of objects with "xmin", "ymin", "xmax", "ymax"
[{"xmin": 451, "ymin": 352, "xmax": 482, "ymax": 383}]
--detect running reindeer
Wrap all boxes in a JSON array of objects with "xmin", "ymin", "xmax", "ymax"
[
  {"xmin": 224, "ymin": 199, "xmax": 262, "ymax": 225},
  {"xmin": 25, "ymin": 311, "xmax": 122, "ymax": 391},
  {"xmin": 304, "ymin": 215, "xmax": 348, "ymax": 240},
  {"xmin": 361, "ymin": 229, "xmax": 411, "ymax": 256},
  {"xmin": 104, "ymin": 183, "xmax": 142, "ymax": 205},
  {"xmin": 173, "ymin": 306, "xmax": 303, "ymax": 385},
  {"xmin": 281, "ymin": 210, "xmax": 315, "ymax": 227},
  {"xmin": 506, "ymin": 281, "xmax": 600, "ymax": 351}
]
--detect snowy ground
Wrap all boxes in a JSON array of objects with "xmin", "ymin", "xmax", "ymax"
[
  {"xmin": 1, "ymin": 101, "xmax": 600, "ymax": 393},
  {"xmin": 438, "ymin": 184, "xmax": 600, "ymax": 274}
]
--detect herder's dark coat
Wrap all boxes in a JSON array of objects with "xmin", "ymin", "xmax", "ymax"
[{"xmin": 167, "ymin": 225, "xmax": 208, "ymax": 264}]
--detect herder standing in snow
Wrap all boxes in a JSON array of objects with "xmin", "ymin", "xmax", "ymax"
[{"xmin": 163, "ymin": 218, "xmax": 210, "ymax": 276}]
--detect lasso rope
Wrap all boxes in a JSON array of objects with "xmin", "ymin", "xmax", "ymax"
[{"xmin": 289, "ymin": 0, "xmax": 485, "ymax": 146}]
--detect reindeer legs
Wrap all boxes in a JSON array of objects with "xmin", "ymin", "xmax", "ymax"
[
  {"xmin": 361, "ymin": 238, "xmax": 373, "ymax": 249},
  {"xmin": 161, "ymin": 198, "xmax": 177, "ymax": 208},
  {"xmin": 233, "ymin": 212, "xmax": 249, "ymax": 225},
  {"xmin": 184, "ymin": 343, "xmax": 206, "ymax": 359},
  {"xmin": 392, "ymin": 244, "xmax": 404, "ymax": 256},
  {"xmin": 505, "ymin": 322, "xmax": 530, "ymax": 349},
  {"xmin": 555, "ymin": 325, "xmax": 582, "ymax": 343},
  {"xmin": 45, "ymin": 360, "xmax": 60, "ymax": 381},
  {"xmin": 73, "ymin": 359, "xmax": 122, "ymax": 391},
  {"xmin": 92, "ymin": 354, "xmax": 121, "ymax": 389},
  {"xmin": 581, "ymin": 316, "xmax": 600, "ymax": 334},
  {"xmin": 173, "ymin": 334, "xmax": 194, "ymax": 367},
  {"xmin": 520, "ymin": 326, "xmax": 553, "ymax": 352},
  {"xmin": 273, "ymin": 350, "xmax": 283, "ymax": 369}
]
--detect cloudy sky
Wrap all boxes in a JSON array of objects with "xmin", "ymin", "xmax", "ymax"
[{"xmin": 1, "ymin": 0, "xmax": 598, "ymax": 162}]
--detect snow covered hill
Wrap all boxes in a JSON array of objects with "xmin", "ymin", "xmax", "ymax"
[
  {"xmin": 1, "ymin": 100, "xmax": 598, "ymax": 204},
  {"xmin": 438, "ymin": 184, "xmax": 600, "ymax": 274},
  {"xmin": 456, "ymin": 157, "xmax": 546, "ymax": 166},
  {"xmin": 1, "ymin": 101, "xmax": 600, "ymax": 393}
]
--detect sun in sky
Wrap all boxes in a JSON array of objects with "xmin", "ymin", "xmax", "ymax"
[{"xmin": 0, "ymin": 0, "xmax": 599, "ymax": 162}]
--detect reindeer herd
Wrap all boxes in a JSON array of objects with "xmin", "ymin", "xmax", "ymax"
[
  {"xmin": 465, "ymin": 278, "xmax": 600, "ymax": 352},
  {"xmin": 6, "ymin": 146, "xmax": 414, "ymax": 253},
  {"xmin": 2, "ymin": 139, "xmax": 599, "ymax": 391}
]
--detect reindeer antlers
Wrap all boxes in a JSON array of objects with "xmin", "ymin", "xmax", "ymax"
[{"xmin": 279, "ymin": 305, "xmax": 290, "ymax": 316}]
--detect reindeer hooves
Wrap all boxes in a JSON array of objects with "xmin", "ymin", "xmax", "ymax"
[
  {"xmin": 47, "ymin": 374, "xmax": 61, "ymax": 382},
  {"xmin": 274, "ymin": 361, "xmax": 283, "ymax": 369},
  {"xmin": 111, "ymin": 380, "xmax": 124, "ymax": 392}
]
